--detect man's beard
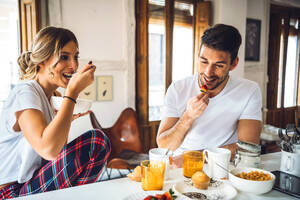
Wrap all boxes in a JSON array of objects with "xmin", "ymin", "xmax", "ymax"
[{"xmin": 200, "ymin": 72, "xmax": 229, "ymax": 91}]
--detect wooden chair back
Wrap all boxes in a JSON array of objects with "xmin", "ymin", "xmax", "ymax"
[{"xmin": 89, "ymin": 108, "xmax": 143, "ymax": 162}]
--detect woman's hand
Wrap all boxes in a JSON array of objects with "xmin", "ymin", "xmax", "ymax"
[
  {"xmin": 72, "ymin": 110, "xmax": 91, "ymax": 121},
  {"xmin": 65, "ymin": 61, "xmax": 96, "ymax": 98}
]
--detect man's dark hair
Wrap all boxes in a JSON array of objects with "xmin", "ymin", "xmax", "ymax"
[{"xmin": 200, "ymin": 24, "xmax": 242, "ymax": 64}]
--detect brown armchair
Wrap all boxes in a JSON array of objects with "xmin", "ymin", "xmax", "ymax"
[{"xmin": 89, "ymin": 108, "xmax": 148, "ymax": 179}]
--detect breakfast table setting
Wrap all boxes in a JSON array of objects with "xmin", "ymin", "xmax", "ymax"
[{"xmin": 14, "ymin": 143, "xmax": 300, "ymax": 200}]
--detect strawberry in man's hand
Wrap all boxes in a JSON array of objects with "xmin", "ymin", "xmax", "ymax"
[{"xmin": 200, "ymin": 84, "xmax": 208, "ymax": 93}]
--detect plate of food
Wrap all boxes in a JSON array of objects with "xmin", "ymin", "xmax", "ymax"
[
  {"xmin": 173, "ymin": 171, "xmax": 237, "ymax": 200},
  {"xmin": 123, "ymin": 189, "xmax": 183, "ymax": 200}
]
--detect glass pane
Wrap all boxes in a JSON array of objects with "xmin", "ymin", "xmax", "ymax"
[
  {"xmin": 277, "ymin": 17, "xmax": 286, "ymax": 108},
  {"xmin": 284, "ymin": 18, "xmax": 299, "ymax": 108},
  {"xmin": 277, "ymin": 31, "xmax": 284, "ymax": 108},
  {"xmin": 172, "ymin": 1, "xmax": 194, "ymax": 82},
  {"xmin": 148, "ymin": 0, "xmax": 166, "ymax": 121},
  {"xmin": 0, "ymin": 0, "xmax": 19, "ymax": 111},
  {"xmin": 25, "ymin": 4, "xmax": 32, "ymax": 49}
]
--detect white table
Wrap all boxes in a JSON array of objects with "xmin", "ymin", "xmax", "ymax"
[{"xmin": 15, "ymin": 152, "xmax": 298, "ymax": 200}]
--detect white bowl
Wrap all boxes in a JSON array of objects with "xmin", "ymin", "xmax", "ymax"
[
  {"xmin": 51, "ymin": 96, "xmax": 92, "ymax": 114},
  {"xmin": 229, "ymin": 167, "xmax": 275, "ymax": 195}
]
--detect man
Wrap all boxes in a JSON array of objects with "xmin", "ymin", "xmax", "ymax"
[{"xmin": 156, "ymin": 24, "xmax": 262, "ymax": 160}]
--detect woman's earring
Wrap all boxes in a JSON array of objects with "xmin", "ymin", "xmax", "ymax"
[{"xmin": 49, "ymin": 71, "xmax": 54, "ymax": 79}]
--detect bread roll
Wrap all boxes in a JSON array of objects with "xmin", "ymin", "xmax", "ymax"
[
  {"xmin": 192, "ymin": 171, "xmax": 210, "ymax": 190},
  {"xmin": 127, "ymin": 166, "xmax": 142, "ymax": 182}
]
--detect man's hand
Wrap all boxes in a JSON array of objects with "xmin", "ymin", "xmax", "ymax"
[
  {"xmin": 222, "ymin": 143, "xmax": 238, "ymax": 161},
  {"xmin": 157, "ymin": 93, "xmax": 210, "ymax": 151},
  {"xmin": 170, "ymin": 154, "xmax": 183, "ymax": 168},
  {"xmin": 185, "ymin": 93, "xmax": 209, "ymax": 121}
]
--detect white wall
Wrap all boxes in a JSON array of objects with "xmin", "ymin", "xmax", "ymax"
[
  {"xmin": 49, "ymin": 0, "xmax": 135, "ymax": 130},
  {"xmin": 245, "ymin": 0, "xmax": 270, "ymax": 122},
  {"xmin": 210, "ymin": 0, "xmax": 270, "ymax": 122}
]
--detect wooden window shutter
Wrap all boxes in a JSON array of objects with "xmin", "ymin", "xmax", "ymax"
[
  {"xmin": 19, "ymin": 0, "xmax": 41, "ymax": 52},
  {"xmin": 193, "ymin": 1, "xmax": 211, "ymax": 73}
]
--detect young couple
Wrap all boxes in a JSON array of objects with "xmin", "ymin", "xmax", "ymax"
[{"xmin": 0, "ymin": 23, "xmax": 262, "ymax": 199}]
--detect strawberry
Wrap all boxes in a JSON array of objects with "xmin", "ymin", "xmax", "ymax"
[
  {"xmin": 155, "ymin": 194, "xmax": 164, "ymax": 199},
  {"xmin": 200, "ymin": 84, "xmax": 208, "ymax": 93},
  {"xmin": 164, "ymin": 189, "xmax": 177, "ymax": 200},
  {"xmin": 144, "ymin": 195, "xmax": 156, "ymax": 200},
  {"xmin": 163, "ymin": 192, "xmax": 172, "ymax": 200},
  {"xmin": 144, "ymin": 189, "xmax": 177, "ymax": 200}
]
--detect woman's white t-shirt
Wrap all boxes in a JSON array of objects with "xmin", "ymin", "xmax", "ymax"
[
  {"xmin": 162, "ymin": 74, "xmax": 262, "ymax": 156},
  {"xmin": 0, "ymin": 80, "xmax": 55, "ymax": 185}
]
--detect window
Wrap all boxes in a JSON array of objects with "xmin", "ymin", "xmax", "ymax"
[
  {"xmin": 0, "ymin": 0, "xmax": 41, "ymax": 112},
  {"xmin": 136, "ymin": 0, "xmax": 211, "ymax": 150},
  {"xmin": 267, "ymin": 5, "xmax": 300, "ymax": 128},
  {"xmin": 172, "ymin": 1, "xmax": 194, "ymax": 82},
  {"xmin": 148, "ymin": 0, "xmax": 166, "ymax": 121},
  {"xmin": 147, "ymin": 0, "xmax": 209, "ymax": 121},
  {"xmin": 19, "ymin": 0, "xmax": 41, "ymax": 52},
  {"xmin": 284, "ymin": 18, "xmax": 299, "ymax": 108},
  {"xmin": 0, "ymin": 0, "xmax": 20, "ymax": 110}
]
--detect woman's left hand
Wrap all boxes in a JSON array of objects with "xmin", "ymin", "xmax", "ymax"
[{"xmin": 72, "ymin": 110, "xmax": 91, "ymax": 121}]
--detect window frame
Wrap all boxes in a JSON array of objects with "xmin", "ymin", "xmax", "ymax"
[{"xmin": 18, "ymin": 0, "xmax": 41, "ymax": 52}]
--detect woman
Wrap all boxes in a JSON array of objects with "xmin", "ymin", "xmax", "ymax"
[{"xmin": 0, "ymin": 27, "xmax": 111, "ymax": 199}]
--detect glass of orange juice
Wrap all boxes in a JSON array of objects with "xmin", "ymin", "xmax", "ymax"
[
  {"xmin": 141, "ymin": 160, "xmax": 166, "ymax": 191},
  {"xmin": 183, "ymin": 150, "xmax": 204, "ymax": 178}
]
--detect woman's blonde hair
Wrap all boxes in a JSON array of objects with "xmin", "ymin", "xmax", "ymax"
[{"xmin": 18, "ymin": 26, "xmax": 78, "ymax": 80}]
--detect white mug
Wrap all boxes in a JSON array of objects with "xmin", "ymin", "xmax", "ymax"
[
  {"xmin": 280, "ymin": 150, "xmax": 300, "ymax": 178},
  {"xmin": 203, "ymin": 148, "xmax": 231, "ymax": 179},
  {"xmin": 149, "ymin": 148, "xmax": 173, "ymax": 180}
]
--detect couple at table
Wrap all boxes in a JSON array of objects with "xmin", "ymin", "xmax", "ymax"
[
  {"xmin": 0, "ymin": 23, "xmax": 262, "ymax": 199},
  {"xmin": 156, "ymin": 24, "xmax": 262, "ymax": 165}
]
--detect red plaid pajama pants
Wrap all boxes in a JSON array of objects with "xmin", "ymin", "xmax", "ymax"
[{"xmin": 0, "ymin": 129, "xmax": 111, "ymax": 199}]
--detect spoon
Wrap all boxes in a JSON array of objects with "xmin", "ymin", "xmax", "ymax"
[
  {"xmin": 212, "ymin": 161, "xmax": 233, "ymax": 176},
  {"xmin": 165, "ymin": 148, "xmax": 170, "ymax": 155}
]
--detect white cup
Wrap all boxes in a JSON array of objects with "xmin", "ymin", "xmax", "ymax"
[
  {"xmin": 149, "ymin": 148, "xmax": 173, "ymax": 180},
  {"xmin": 280, "ymin": 150, "xmax": 300, "ymax": 178},
  {"xmin": 203, "ymin": 148, "xmax": 231, "ymax": 179}
]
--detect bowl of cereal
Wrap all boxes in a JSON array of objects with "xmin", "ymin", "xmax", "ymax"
[
  {"xmin": 51, "ymin": 96, "xmax": 92, "ymax": 114},
  {"xmin": 229, "ymin": 167, "xmax": 275, "ymax": 194}
]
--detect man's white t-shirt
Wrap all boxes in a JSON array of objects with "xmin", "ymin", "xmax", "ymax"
[{"xmin": 162, "ymin": 73, "xmax": 262, "ymax": 156}]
